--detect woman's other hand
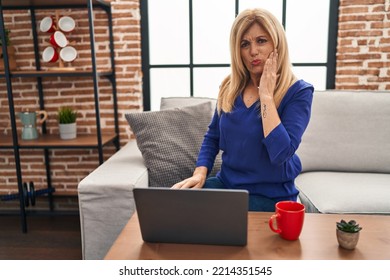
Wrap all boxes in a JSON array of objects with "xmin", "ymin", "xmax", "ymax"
[{"xmin": 171, "ymin": 166, "xmax": 207, "ymax": 189}]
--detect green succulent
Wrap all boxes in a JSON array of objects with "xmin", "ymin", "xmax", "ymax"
[
  {"xmin": 58, "ymin": 107, "xmax": 78, "ymax": 124},
  {"xmin": 0, "ymin": 29, "xmax": 11, "ymax": 46},
  {"xmin": 336, "ymin": 219, "xmax": 362, "ymax": 233}
]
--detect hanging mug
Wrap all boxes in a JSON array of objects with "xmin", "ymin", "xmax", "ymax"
[
  {"xmin": 50, "ymin": 31, "xmax": 68, "ymax": 48},
  {"xmin": 58, "ymin": 16, "xmax": 76, "ymax": 33},
  {"xmin": 42, "ymin": 46, "xmax": 59, "ymax": 63},
  {"xmin": 40, "ymin": 16, "xmax": 56, "ymax": 33}
]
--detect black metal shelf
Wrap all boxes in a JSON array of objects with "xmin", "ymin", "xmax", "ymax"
[{"xmin": 0, "ymin": 0, "xmax": 119, "ymax": 233}]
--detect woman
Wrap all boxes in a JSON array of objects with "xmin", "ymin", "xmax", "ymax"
[{"xmin": 172, "ymin": 8, "xmax": 314, "ymax": 211}]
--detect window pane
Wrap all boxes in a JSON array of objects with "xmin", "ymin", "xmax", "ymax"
[
  {"xmin": 149, "ymin": 0, "xmax": 189, "ymax": 65},
  {"xmin": 193, "ymin": 0, "xmax": 234, "ymax": 64},
  {"xmin": 286, "ymin": 0, "xmax": 329, "ymax": 63},
  {"xmin": 239, "ymin": 0, "xmax": 283, "ymax": 22},
  {"xmin": 293, "ymin": 66, "xmax": 327, "ymax": 90},
  {"xmin": 150, "ymin": 68, "xmax": 190, "ymax": 111},
  {"xmin": 193, "ymin": 67, "xmax": 230, "ymax": 99}
]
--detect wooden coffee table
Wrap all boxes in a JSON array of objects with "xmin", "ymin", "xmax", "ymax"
[{"xmin": 104, "ymin": 212, "xmax": 390, "ymax": 260}]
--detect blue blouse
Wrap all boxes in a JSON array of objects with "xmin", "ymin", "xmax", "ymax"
[{"xmin": 196, "ymin": 79, "xmax": 314, "ymax": 199}]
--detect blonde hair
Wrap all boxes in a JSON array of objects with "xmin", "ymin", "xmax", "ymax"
[{"xmin": 218, "ymin": 8, "xmax": 296, "ymax": 113}]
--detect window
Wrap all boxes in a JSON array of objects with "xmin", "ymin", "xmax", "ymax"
[{"xmin": 141, "ymin": 0, "xmax": 339, "ymax": 111}]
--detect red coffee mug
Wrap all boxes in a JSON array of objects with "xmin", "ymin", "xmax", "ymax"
[
  {"xmin": 50, "ymin": 31, "xmax": 68, "ymax": 48},
  {"xmin": 58, "ymin": 16, "xmax": 75, "ymax": 33},
  {"xmin": 269, "ymin": 201, "xmax": 305, "ymax": 240},
  {"xmin": 42, "ymin": 46, "xmax": 59, "ymax": 63},
  {"xmin": 40, "ymin": 16, "xmax": 56, "ymax": 33},
  {"xmin": 60, "ymin": 46, "xmax": 77, "ymax": 62}
]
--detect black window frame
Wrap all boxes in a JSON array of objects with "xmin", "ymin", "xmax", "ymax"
[{"xmin": 140, "ymin": 0, "xmax": 339, "ymax": 111}]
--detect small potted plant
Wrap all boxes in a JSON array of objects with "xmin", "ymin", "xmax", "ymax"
[
  {"xmin": 336, "ymin": 219, "xmax": 362, "ymax": 250},
  {"xmin": 0, "ymin": 28, "xmax": 17, "ymax": 71},
  {"xmin": 58, "ymin": 107, "xmax": 78, "ymax": 140}
]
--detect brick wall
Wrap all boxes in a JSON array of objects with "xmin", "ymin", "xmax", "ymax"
[
  {"xmin": 0, "ymin": 0, "xmax": 142, "ymax": 207},
  {"xmin": 1, "ymin": 0, "xmax": 390, "ymax": 209},
  {"xmin": 337, "ymin": 0, "xmax": 390, "ymax": 89}
]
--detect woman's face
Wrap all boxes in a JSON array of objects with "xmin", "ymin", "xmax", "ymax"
[{"xmin": 240, "ymin": 22, "xmax": 274, "ymax": 78}]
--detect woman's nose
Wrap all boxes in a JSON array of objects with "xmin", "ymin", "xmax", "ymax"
[{"xmin": 250, "ymin": 43, "xmax": 258, "ymax": 56}]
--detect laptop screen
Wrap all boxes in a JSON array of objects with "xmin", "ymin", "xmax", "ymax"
[{"xmin": 133, "ymin": 187, "xmax": 249, "ymax": 246}]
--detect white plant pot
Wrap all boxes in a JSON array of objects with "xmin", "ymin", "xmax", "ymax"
[{"xmin": 59, "ymin": 123, "xmax": 77, "ymax": 140}]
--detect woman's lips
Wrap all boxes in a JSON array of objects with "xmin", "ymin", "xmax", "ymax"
[{"xmin": 251, "ymin": 59, "xmax": 261, "ymax": 66}]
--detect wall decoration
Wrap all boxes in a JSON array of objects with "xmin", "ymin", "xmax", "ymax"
[{"xmin": 40, "ymin": 11, "xmax": 77, "ymax": 70}]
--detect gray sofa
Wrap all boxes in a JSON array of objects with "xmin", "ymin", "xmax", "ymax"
[
  {"xmin": 296, "ymin": 90, "xmax": 390, "ymax": 214},
  {"xmin": 78, "ymin": 90, "xmax": 390, "ymax": 259}
]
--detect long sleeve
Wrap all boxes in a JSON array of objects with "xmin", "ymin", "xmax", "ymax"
[
  {"xmin": 196, "ymin": 109, "xmax": 220, "ymax": 175},
  {"xmin": 262, "ymin": 84, "xmax": 314, "ymax": 166}
]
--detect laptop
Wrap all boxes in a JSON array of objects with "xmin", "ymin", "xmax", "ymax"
[{"xmin": 133, "ymin": 187, "xmax": 249, "ymax": 246}]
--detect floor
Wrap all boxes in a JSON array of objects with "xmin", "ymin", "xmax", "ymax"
[{"xmin": 0, "ymin": 213, "xmax": 82, "ymax": 260}]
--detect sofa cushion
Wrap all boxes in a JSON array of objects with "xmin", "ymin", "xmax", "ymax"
[
  {"xmin": 160, "ymin": 97, "xmax": 222, "ymax": 176},
  {"xmin": 160, "ymin": 96, "xmax": 217, "ymax": 111},
  {"xmin": 125, "ymin": 102, "xmax": 220, "ymax": 188},
  {"xmin": 297, "ymin": 90, "xmax": 390, "ymax": 173},
  {"xmin": 296, "ymin": 171, "xmax": 390, "ymax": 214}
]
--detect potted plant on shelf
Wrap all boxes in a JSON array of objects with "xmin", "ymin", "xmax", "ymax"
[
  {"xmin": 336, "ymin": 219, "xmax": 362, "ymax": 250},
  {"xmin": 0, "ymin": 28, "xmax": 17, "ymax": 71},
  {"xmin": 58, "ymin": 107, "xmax": 78, "ymax": 140}
]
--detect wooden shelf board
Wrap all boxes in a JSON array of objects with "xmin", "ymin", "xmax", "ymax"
[
  {"xmin": 0, "ymin": 133, "xmax": 117, "ymax": 148},
  {"xmin": 0, "ymin": 0, "xmax": 110, "ymax": 8},
  {"xmin": 0, "ymin": 69, "xmax": 112, "ymax": 78}
]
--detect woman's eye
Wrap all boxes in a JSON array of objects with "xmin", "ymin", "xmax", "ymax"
[
  {"xmin": 257, "ymin": 38, "xmax": 267, "ymax": 44},
  {"xmin": 240, "ymin": 41, "xmax": 249, "ymax": 48}
]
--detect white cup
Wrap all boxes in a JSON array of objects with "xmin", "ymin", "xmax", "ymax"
[
  {"xmin": 60, "ymin": 46, "xmax": 77, "ymax": 62},
  {"xmin": 58, "ymin": 16, "xmax": 75, "ymax": 33},
  {"xmin": 42, "ymin": 46, "xmax": 59, "ymax": 63},
  {"xmin": 50, "ymin": 31, "xmax": 68, "ymax": 48},
  {"xmin": 40, "ymin": 16, "xmax": 56, "ymax": 33}
]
